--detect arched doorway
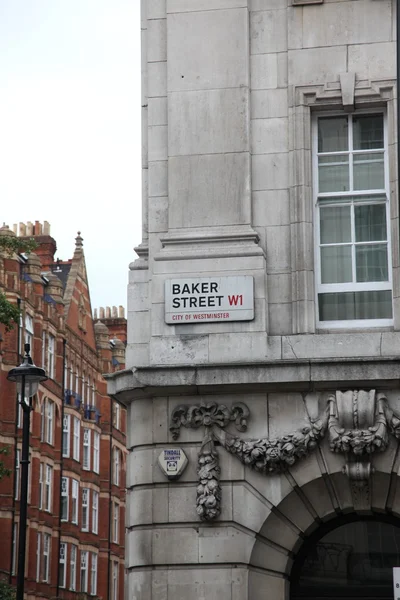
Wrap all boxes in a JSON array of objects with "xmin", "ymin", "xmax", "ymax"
[{"xmin": 291, "ymin": 515, "xmax": 400, "ymax": 599}]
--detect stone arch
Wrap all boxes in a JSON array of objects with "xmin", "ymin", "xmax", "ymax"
[{"xmin": 247, "ymin": 466, "xmax": 400, "ymax": 600}]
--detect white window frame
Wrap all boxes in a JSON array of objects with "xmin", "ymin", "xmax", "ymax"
[
  {"xmin": 82, "ymin": 373, "xmax": 85, "ymax": 403},
  {"xmin": 63, "ymin": 414, "xmax": 70, "ymax": 457},
  {"xmin": 73, "ymin": 417, "xmax": 80, "ymax": 461},
  {"xmin": 92, "ymin": 490, "xmax": 99, "ymax": 535},
  {"xmin": 44, "ymin": 464, "xmax": 53, "ymax": 512},
  {"xmin": 80, "ymin": 550, "xmax": 89, "ymax": 593},
  {"xmin": 112, "ymin": 502, "xmax": 119, "ymax": 544},
  {"xmin": 70, "ymin": 544, "xmax": 77, "ymax": 591},
  {"xmin": 114, "ymin": 402, "xmax": 120, "ymax": 430},
  {"xmin": 93, "ymin": 431, "xmax": 100, "ymax": 474},
  {"xmin": 82, "ymin": 487, "xmax": 90, "ymax": 531},
  {"xmin": 59, "ymin": 542, "xmax": 67, "ymax": 588},
  {"xmin": 25, "ymin": 313, "xmax": 34, "ymax": 354},
  {"xmin": 83, "ymin": 428, "xmax": 91, "ymax": 470},
  {"xmin": 45, "ymin": 399, "xmax": 54, "ymax": 445},
  {"xmin": 42, "ymin": 331, "xmax": 46, "ymax": 369},
  {"xmin": 61, "ymin": 476, "xmax": 69, "ymax": 521},
  {"xmin": 39, "ymin": 463, "xmax": 43, "ymax": 510},
  {"xmin": 17, "ymin": 395, "xmax": 22, "ymax": 428},
  {"xmin": 12, "ymin": 523, "xmax": 18, "ymax": 576},
  {"xmin": 90, "ymin": 552, "xmax": 98, "ymax": 596},
  {"xmin": 48, "ymin": 333, "xmax": 55, "ymax": 379},
  {"xmin": 113, "ymin": 447, "xmax": 120, "ymax": 486},
  {"xmin": 313, "ymin": 110, "xmax": 393, "ymax": 329},
  {"xmin": 71, "ymin": 479, "xmax": 79, "ymax": 524},
  {"xmin": 43, "ymin": 533, "xmax": 51, "ymax": 582},
  {"xmin": 36, "ymin": 531, "xmax": 41, "ymax": 582}
]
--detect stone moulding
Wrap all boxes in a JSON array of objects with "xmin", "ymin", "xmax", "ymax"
[{"xmin": 170, "ymin": 393, "xmax": 400, "ymax": 521}]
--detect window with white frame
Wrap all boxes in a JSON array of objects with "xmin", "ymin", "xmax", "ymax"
[
  {"xmin": 39, "ymin": 463, "xmax": 43, "ymax": 509},
  {"xmin": 64, "ymin": 359, "xmax": 68, "ymax": 389},
  {"xmin": 92, "ymin": 490, "xmax": 99, "ymax": 534},
  {"xmin": 93, "ymin": 431, "xmax": 100, "ymax": 474},
  {"xmin": 45, "ymin": 399, "xmax": 54, "ymax": 444},
  {"xmin": 36, "ymin": 532, "xmax": 41, "ymax": 582},
  {"xmin": 48, "ymin": 334, "xmax": 55, "ymax": 379},
  {"xmin": 12, "ymin": 524, "xmax": 17, "ymax": 576},
  {"xmin": 112, "ymin": 502, "xmax": 119, "ymax": 543},
  {"xmin": 43, "ymin": 533, "xmax": 51, "ymax": 582},
  {"xmin": 113, "ymin": 402, "xmax": 120, "ymax": 430},
  {"xmin": 44, "ymin": 464, "xmax": 53, "ymax": 511},
  {"xmin": 112, "ymin": 561, "xmax": 118, "ymax": 600},
  {"xmin": 75, "ymin": 367, "xmax": 80, "ymax": 395},
  {"xmin": 70, "ymin": 544, "xmax": 77, "ymax": 591},
  {"xmin": 42, "ymin": 332, "xmax": 46, "ymax": 369},
  {"xmin": 25, "ymin": 314, "xmax": 34, "ymax": 354},
  {"xmin": 63, "ymin": 414, "xmax": 70, "ymax": 457},
  {"xmin": 40, "ymin": 402, "xmax": 45, "ymax": 441},
  {"xmin": 82, "ymin": 373, "xmax": 85, "ymax": 403},
  {"xmin": 61, "ymin": 477, "xmax": 69, "ymax": 521},
  {"xmin": 15, "ymin": 449, "xmax": 20, "ymax": 500},
  {"xmin": 113, "ymin": 447, "xmax": 120, "ymax": 486},
  {"xmin": 17, "ymin": 395, "xmax": 22, "ymax": 428},
  {"xmin": 83, "ymin": 428, "xmax": 91, "ymax": 470},
  {"xmin": 71, "ymin": 479, "xmax": 79, "ymax": 524},
  {"xmin": 315, "ymin": 112, "xmax": 392, "ymax": 326},
  {"xmin": 92, "ymin": 379, "xmax": 96, "ymax": 407},
  {"xmin": 59, "ymin": 542, "xmax": 67, "ymax": 588},
  {"xmin": 82, "ymin": 488, "xmax": 90, "ymax": 531},
  {"xmin": 90, "ymin": 552, "xmax": 98, "ymax": 596},
  {"xmin": 80, "ymin": 550, "xmax": 88, "ymax": 593},
  {"xmin": 73, "ymin": 417, "xmax": 80, "ymax": 461}
]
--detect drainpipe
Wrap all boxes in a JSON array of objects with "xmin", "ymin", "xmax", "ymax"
[
  {"xmin": 56, "ymin": 338, "xmax": 67, "ymax": 598},
  {"xmin": 9, "ymin": 297, "xmax": 22, "ymax": 582}
]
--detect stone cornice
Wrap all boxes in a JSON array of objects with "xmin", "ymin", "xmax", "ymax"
[{"xmin": 105, "ymin": 356, "xmax": 400, "ymax": 404}]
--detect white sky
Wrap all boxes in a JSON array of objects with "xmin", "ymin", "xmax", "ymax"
[{"xmin": 0, "ymin": 0, "xmax": 142, "ymax": 312}]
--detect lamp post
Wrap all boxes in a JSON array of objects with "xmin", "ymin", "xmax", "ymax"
[{"xmin": 7, "ymin": 344, "xmax": 47, "ymax": 600}]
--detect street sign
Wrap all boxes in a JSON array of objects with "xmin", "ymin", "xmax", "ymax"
[
  {"xmin": 393, "ymin": 567, "xmax": 400, "ymax": 600},
  {"xmin": 165, "ymin": 276, "xmax": 254, "ymax": 324}
]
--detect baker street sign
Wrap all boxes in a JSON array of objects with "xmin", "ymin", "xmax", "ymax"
[{"xmin": 165, "ymin": 276, "xmax": 254, "ymax": 324}]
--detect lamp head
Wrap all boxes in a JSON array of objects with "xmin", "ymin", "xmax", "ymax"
[{"xmin": 7, "ymin": 344, "xmax": 47, "ymax": 397}]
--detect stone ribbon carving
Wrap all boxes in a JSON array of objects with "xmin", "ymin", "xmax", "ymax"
[{"xmin": 170, "ymin": 392, "xmax": 400, "ymax": 521}]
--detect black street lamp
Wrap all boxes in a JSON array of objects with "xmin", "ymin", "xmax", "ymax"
[{"xmin": 7, "ymin": 344, "xmax": 47, "ymax": 600}]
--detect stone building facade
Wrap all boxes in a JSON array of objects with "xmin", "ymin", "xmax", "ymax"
[
  {"xmin": 107, "ymin": 1, "xmax": 400, "ymax": 599},
  {"xmin": 0, "ymin": 222, "xmax": 127, "ymax": 600}
]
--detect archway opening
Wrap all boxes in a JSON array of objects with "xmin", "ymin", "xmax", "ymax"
[{"xmin": 290, "ymin": 515, "xmax": 400, "ymax": 599}]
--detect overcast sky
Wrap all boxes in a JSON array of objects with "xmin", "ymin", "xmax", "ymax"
[{"xmin": 0, "ymin": 0, "xmax": 142, "ymax": 313}]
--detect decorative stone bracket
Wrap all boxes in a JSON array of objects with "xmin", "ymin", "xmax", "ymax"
[{"xmin": 170, "ymin": 392, "xmax": 400, "ymax": 521}]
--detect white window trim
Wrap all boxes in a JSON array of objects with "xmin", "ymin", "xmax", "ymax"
[
  {"xmin": 93, "ymin": 431, "xmax": 100, "ymax": 474},
  {"xmin": 39, "ymin": 463, "xmax": 43, "ymax": 510},
  {"xmin": 82, "ymin": 487, "xmax": 90, "ymax": 532},
  {"xmin": 313, "ymin": 109, "xmax": 393, "ymax": 329},
  {"xmin": 113, "ymin": 447, "xmax": 120, "ymax": 486},
  {"xmin": 12, "ymin": 523, "xmax": 18, "ymax": 576},
  {"xmin": 61, "ymin": 476, "xmax": 69, "ymax": 522},
  {"xmin": 46, "ymin": 400, "xmax": 54, "ymax": 445},
  {"xmin": 80, "ymin": 550, "xmax": 89, "ymax": 593},
  {"xmin": 63, "ymin": 414, "xmax": 71, "ymax": 458},
  {"xmin": 45, "ymin": 464, "xmax": 53, "ymax": 512},
  {"xmin": 48, "ymin": 334, "xmax": 55, "ymax": 379},
  {"xmin": 59, "ymin": 542, "xmax": 67, "ymax": 588},
  {"xmin": 15, "ymin": 449, "xmax": 20, "ymax": 500},
  {"xmin": 112, "ymin": 502, "xmax": 119, "ymax": 544},
  {"xmin": 71, "ymin": 479, "xmax": 79, "ymax": 525},
  {"xmin": 92, "ymin": 490, "xmax": 99, "ymax": 535},
  {"xmin": 83, "ymin": 428, "xmax": 91, "ymax": 471},
  {"xmin": 90, "ymin": 552, "xmax": 98, "ymax": 596},
  {"xmin": 43, "ymin": 533, "xmax": 51, "ymax": 582},
  {"xmin": 73, "ymin": 417, "xmax": 80, "ymax": 461},
  {"xmin": 70, "ymin": 544, "xmax": 77, "ymax": 591},
  {"xmin": 36, "ymin": 531, "xmax": 41, "ymax": 582}
]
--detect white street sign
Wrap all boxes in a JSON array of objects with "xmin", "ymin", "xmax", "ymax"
[
  {"xmin": 158, "ymin": 448, "xmax": 188, "ymax": 480},
  {"xmin": 165, "ymin": 276, "xmax": 254, "ymax": 324}
]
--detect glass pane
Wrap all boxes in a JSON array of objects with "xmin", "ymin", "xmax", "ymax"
[
  {"xmin": 319, "ymin": 290, "xmax": 392, "ymax": 321},
  {"xmin": 356, "ymin": 243, "xmax": 388, "ymax": 282},
  {"xmin": 353, "ymin": 114, "xmax": 384, "ymax": 150},
  {"xmin": 319, "ymin": 155, "xmax": 349, "ymax": 193},
  {"xmin": 353, "ymin": 152, "xmax": 385, "ymax": 190},
  {"xmin": 318, "ymin": 117, "xmax": 348, "ymax": 152},
  {"xmin": 355, "ymin": 204, "xmax": 387, "ymax": 242},
  {"xmin": 320, "ymin": 206, "xmax": 351, "ymax": 244},
  {"xmin": 321, "ymin": 246, "xmax": 352, "ymax": 283}
]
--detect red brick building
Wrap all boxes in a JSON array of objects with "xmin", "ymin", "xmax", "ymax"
[{"xmin": 0, "ymin": 222, "xmax": 127, "ymax": 600}]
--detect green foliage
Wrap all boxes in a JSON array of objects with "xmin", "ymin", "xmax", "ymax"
[
  {"xmin": 0, "ymin": 235, "xmax": 37, "ymax": 331},
  {"xmin": 0, "ymin": 580, "xmax": 16, "ymax": 600}
]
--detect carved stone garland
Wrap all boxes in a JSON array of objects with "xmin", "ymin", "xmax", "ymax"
[{"xmin": 170, "ymin": 392, "xmax": 400, "ymax": 521}]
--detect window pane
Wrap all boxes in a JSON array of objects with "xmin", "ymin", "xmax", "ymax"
[
  {"xmin": 318, "ymin": 117, "xmax": 348, "ymax": 152},
  {"xmin": 319, "ymin": 290, "xmax": 392, "ymax": 321},
  {"xmin": 318, "ymin": 155, "xmax": 349, "ymax": 193},
  {"xmin": 321, "ymin": 246, "xmax": 352, "ymax": 284},
  {"xmin": 353, "ymin": 152, "xmax": 385, "ymax": 190},
  {"xmin": 355, "ymin": 204, "xmax": 387, "ymax": 242},
  {"xmin": 356, "ymin": 243, "xmax": 388, "ymax": 282},
  {"xmin": 320, "ymin": 206, "xmax": 351, "ymax": 244},
  {"xmin": 353, "ymin": 114, "xmax": 384, "ymax": 150}
]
